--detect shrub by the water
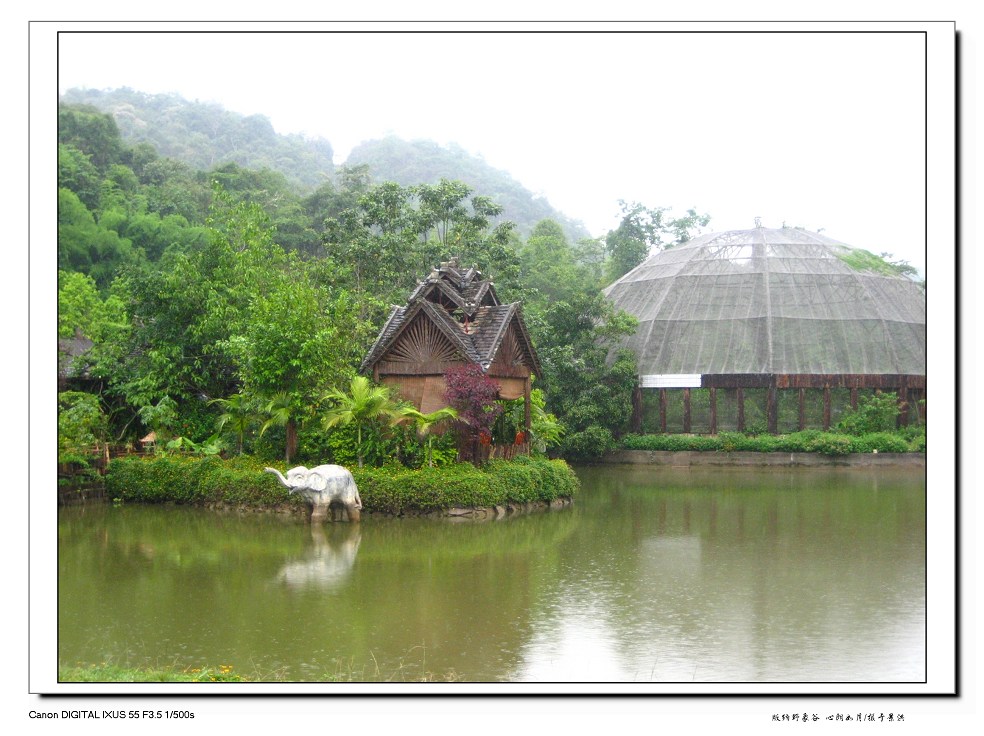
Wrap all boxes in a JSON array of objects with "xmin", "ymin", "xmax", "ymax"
[
  {"xmin": 560, "ymin": 425, "xmax": 616, "ymax": 461},
  {"xmin": 836, "ymin": 392, "xmax": 902, "ymax": 435},
  {"xmin": 620, "ymin": 433, "xmax": 723, "ymax": 452},
  {"xmin": 897, "ymin": 423, "xmax": 927, "ymax": 452},
  {"xmin": 105, "ymin": 455, "xmax": 301, "ymax": 507},
  {"xmin": 618, "ymin": 429, "xmax": 922, "ymax": 455},
  {"xmin": 847, "ymin": 432, "xmax": 910, "ymax": 454},
  {"xmin": 105, "ymin": 454, "xmax": 578, "ymax": 513},
  {"xmin": 807, "ymin": 433, "xmax": 853, "ymax": 456}
]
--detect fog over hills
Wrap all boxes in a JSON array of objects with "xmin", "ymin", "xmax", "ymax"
[{"xmin": 61, "ymin": 87, "xmax": 591, "ymax": 242}]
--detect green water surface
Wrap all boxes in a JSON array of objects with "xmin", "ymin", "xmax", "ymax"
[{"xmin": 58, "ymin": 464, "xmax": 926, "ymax": 683}]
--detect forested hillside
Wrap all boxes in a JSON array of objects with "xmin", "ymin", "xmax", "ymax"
[
  {"xmin": 61, "ymin": 87, "xmax": 589, "ymax": 241},
  {"xmin": 61, "ymin": 87, "xmax": 336, "ymax": 189},
  {"xmin": 57, "ymin": 93, "xmax": 712, "ymax": 469},
  {"xmin": 346, "ymin": 136, "xmax": 590, "ymax": 242}
]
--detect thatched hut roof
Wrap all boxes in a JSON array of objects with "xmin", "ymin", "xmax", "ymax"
[{"xmin": 361, "ymin": 258, "xmax": 542, "ymax": 379}]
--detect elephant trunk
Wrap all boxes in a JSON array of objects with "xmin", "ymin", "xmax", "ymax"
[{"xmin": 264, "ymin": 467, "xmax": 294, "ymax": 492}]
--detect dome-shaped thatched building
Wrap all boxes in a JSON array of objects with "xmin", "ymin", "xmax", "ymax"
[{"xmin": 602, "ymin": 226, "xmax": 926, "ymax": 434}]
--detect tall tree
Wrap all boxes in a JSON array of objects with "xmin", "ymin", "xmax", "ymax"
[
  {"xmin": 518, "ymin": 219, "xmax": 595, "ymax": 303},
  {"xmin": 531, "ymin": 290, "xmax": 639, "ymax": 458},
  {"xmin": 323, "ymin": 178, "xmax": 521, "ymax": 307},
  {"xmin": 109, "ymin": 187, "xmax": 286, "ymax": 406},
  {"xmin": 604, "ymin": 201, "xmax": 710, "ymax": 283},
  {"xmin": 211, "ymin": 393, "xmax": 259, "ymax": 456}
]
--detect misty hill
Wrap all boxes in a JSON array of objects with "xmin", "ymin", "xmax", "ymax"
[
  {"xmin": 61, "ymin": 87, "xmax": 336, "ymax": 189},
  {"xmin": 60, "ymin": 87, "xmax": 591, "ymax": 242},
  {"xmin": 346, "ymin": 137, "xmax": 591, "ymax": 242}
]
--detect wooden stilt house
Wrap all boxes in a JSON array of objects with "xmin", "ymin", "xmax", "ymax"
[{"xmin": 360, "ymin": 258, "xmax": 542, "ymax": 433}]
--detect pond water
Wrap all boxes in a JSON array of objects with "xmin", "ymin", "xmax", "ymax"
[{"xmin": 58, "ymin": 464, "xmax": 925, "ymax": 683}]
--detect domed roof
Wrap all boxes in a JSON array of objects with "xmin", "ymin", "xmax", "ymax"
[{"xmin": 602, "ymin": 227, "xmax": 926, "ymax": 378}]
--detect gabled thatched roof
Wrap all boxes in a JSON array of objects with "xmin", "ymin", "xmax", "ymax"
[
  {"xmin": 404, "ymin": 257, "xmax": 501, "ymax": 316},
  {"xmin": 361, "ymin": 258, "xmax": 541, "ymax": 378}
]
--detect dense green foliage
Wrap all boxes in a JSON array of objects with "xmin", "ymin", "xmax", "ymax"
[
  {"xmin": 321, "ymin": 376, "xmax": 410, "ymax": 468},
  {"xmin": 619, "ymin": 428, "xmax": 922, "ymax": 455},
  {"xmin": 105, "ymin": 455, "xmax": 578, "ymax": 513},
  {"xmin": 58, "ymin": 391, "xmax": 108, "ymax": 469},
  {"xmin": 60, "ymin": 86, "xmax": 919, "ymax": 472},
  {"xmin": 56, "ymin": 94, "xmax": 643, "ymax": 463}
]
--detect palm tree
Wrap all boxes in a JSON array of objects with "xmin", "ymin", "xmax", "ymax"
[
  {"xmin": 321, "ymin": 376, "xmax": 408, "ymax": 468},
  {"xmin": 259, "ymin": 392, "xmax": 304, "ymax": 464},
  {"xmin": 210, "ymin": 393, "xmax": 258, "ymax": 455},
  {"xmin": 402, "ymin": 406, "xmax": 459, "ymax": 467}
]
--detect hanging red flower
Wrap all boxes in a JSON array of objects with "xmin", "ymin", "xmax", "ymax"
[
  {"xmin": 479, "ymin": 430, "xmax": 492, "ymax": 446},
  {"xmin": 514, "ymin": 431, "xmax": 526, "ymax": 445}
]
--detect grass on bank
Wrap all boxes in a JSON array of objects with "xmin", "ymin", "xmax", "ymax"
[
  {"xmin": 60, "ymin": 652, "xmax": 461, "ymax": 683},
  {"xmin": 59, "ymin": 663, "xmax": 247, "ymax": 683}
]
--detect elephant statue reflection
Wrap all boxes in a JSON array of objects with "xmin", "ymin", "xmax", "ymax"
[
  {"xmin": 276, "ymin": 525, "xmax": 361, "ymax": 590},
  {"xmin": 264, "ymin": 464, "xmax": 362, "ymax": 523}
]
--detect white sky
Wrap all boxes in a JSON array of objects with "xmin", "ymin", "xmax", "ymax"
[{"xmin": 56, "ymin": 28, "xmax": 930, "ymax": 273}]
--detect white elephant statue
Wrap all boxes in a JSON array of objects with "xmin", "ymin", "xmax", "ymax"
[{"xmin": 264, "ymin": 464, "xmax": 362, "ymax": 523}]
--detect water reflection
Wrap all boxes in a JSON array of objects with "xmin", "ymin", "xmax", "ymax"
[
  {"xmin": 275, "ymin": 525, "xmax": 361, "ymax": 591},
  {"xmin": 58, "ymin": 465, "xmax": 925, "ymax": 683},
  {"xmin": 515, "ymin": 466, "xmax": 925, "ymax": 682}
]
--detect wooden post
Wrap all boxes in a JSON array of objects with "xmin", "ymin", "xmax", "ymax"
[
  {"xmin": 709, "ymin": 387, "xmax": 717, "ymax": 434},
  {"xmin": 822, "ymin": 385, "xmax": 832, "ymax": 430},
  {"xmin": 767, "ymin": 376, "xmax": 778, "ymax": 434},
  {"xmin": 898, "ymin": 375, "xmax": 909, "ymax": 427},
  {"xmin": 737, "ymin": 388, "xmax": 745, "ymax": 432},
  {"xmin": 631, "ymin": 385, "xmax": 642, "ymax": 433},
  {"xmin": 798, "ymin": 388, "xmax": 806, "ymax": 431},
  {"xmin": 524, "ymin": 375, "xmax": 532, "ymax": 430},
  {"xmin": 850, "ymin": 387, "xmax": 858, "ymax": 411},
  {"xmin": 683, "ymin": 388, "xmax": 692, "ymax": 433},
  {"xmin": 659, "ymin": 389, "xmax": 667, "ymax": 433}
]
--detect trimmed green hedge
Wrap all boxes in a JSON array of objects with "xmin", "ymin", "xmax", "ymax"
[
  {"xmin": 105, "ymin": 454, "xmax": 579, "ymax": 514},
  {"xmin": 619, "ymin": 429, "xmax": 924, "ymax": 456},
  {"xmin": 104, "ymin": 455, "xmax": 303, "ymax": 507}
]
